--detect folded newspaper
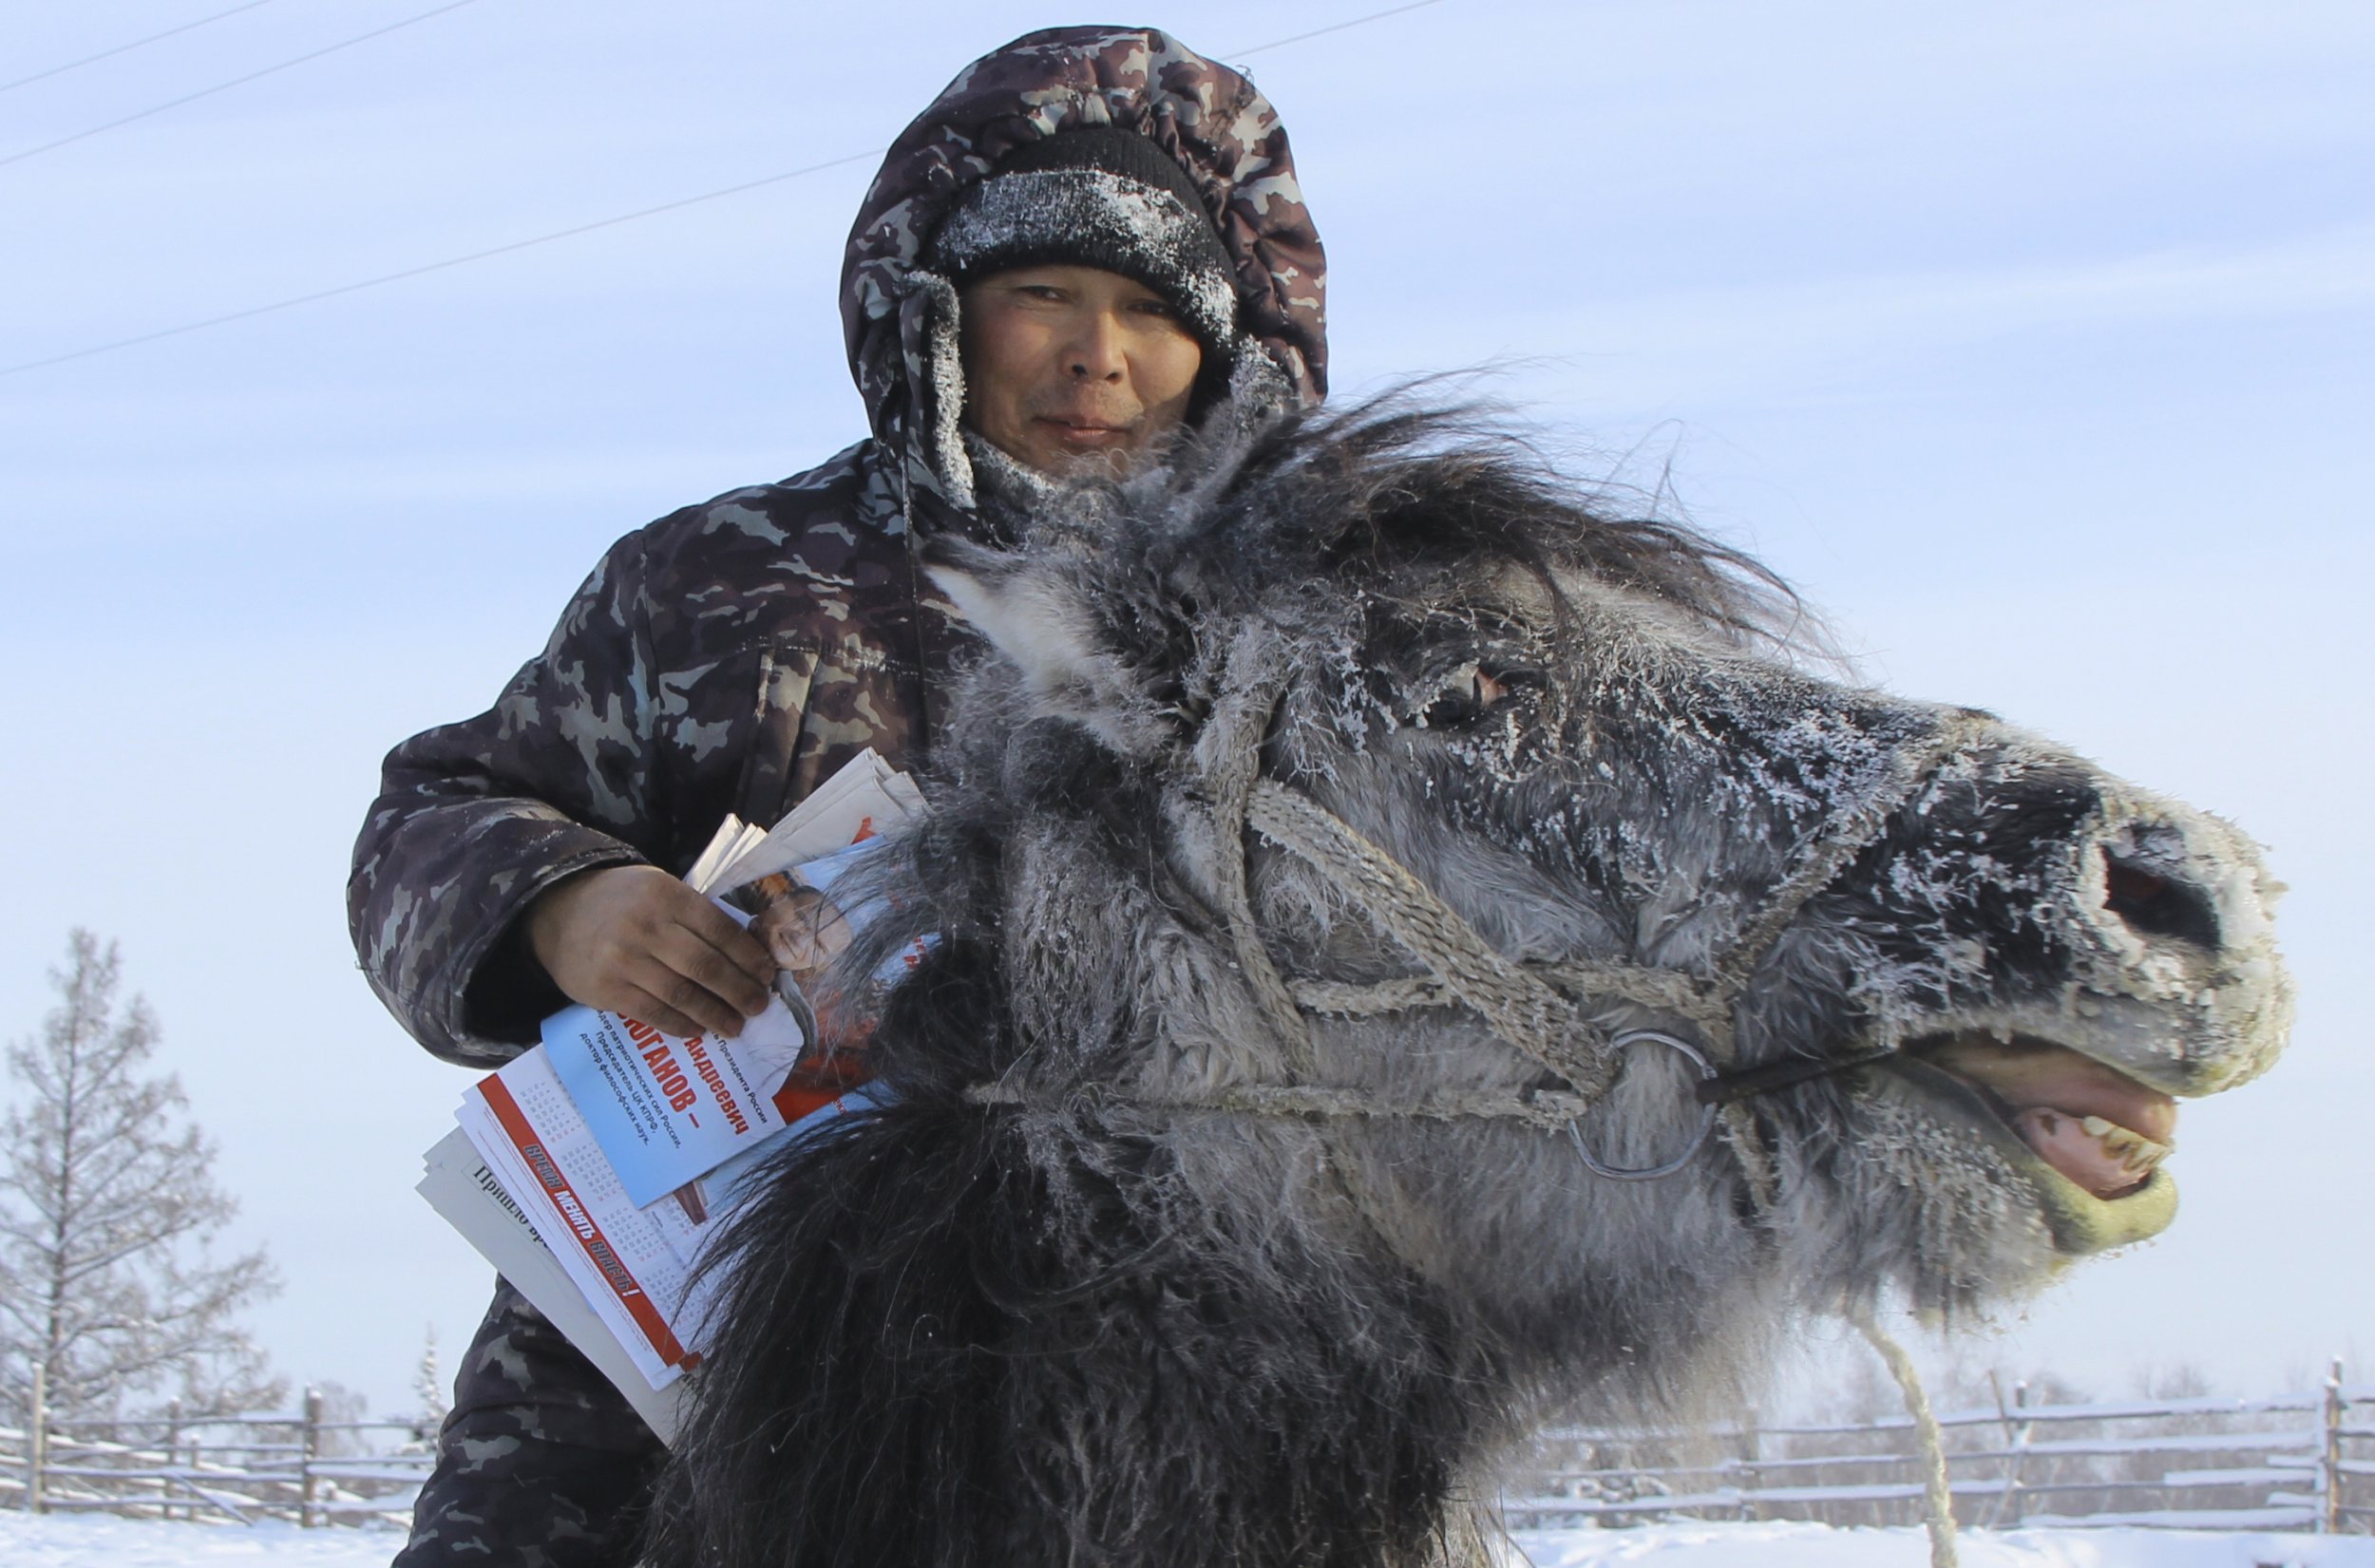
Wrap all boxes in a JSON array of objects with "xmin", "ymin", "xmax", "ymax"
[{"xmin": 417, "ymin": 750, "xmax": 926, "ymax": 1441}]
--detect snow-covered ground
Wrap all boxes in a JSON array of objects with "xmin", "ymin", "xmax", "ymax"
[
  {"xmin": 1512, "ymin": 1521, "xmax": 2375, "ymax": 1565},
  {"xmin": 1, "ymin": 1513, "xmax": 402, "ymax": 1566},
  {"xmin": 8, "ymin": 1514, "xmax": 2375, "ymax": 1566}
]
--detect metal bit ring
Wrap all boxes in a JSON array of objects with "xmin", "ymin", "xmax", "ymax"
[{"xmin": 1565, "ymin": 1030, "xmax": 1720, "ymax": 1181}]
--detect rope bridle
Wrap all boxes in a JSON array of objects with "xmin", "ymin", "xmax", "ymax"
[{"xmin": 970, "ymin": 628, "xmax": 1986, "ymax": 1191}]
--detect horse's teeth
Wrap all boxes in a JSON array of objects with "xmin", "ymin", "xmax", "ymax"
[
  {"xmin": 2079, "ymin": 1113, "xmax": 2169, "ymax": 1172},
  {"xmin": 2082, "ymin": 1116, "xmax": 2136, "ymax": 1154}
]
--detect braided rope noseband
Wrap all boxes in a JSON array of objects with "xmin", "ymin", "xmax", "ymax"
[{"xmin": 970, "ymin": 629, "xmax": 1986, "ymax": 1187}]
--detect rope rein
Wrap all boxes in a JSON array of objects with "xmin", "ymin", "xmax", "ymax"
[{"xmin": 1855, "ymin": 1307, "xmax": 1964, "ymax": 1568}]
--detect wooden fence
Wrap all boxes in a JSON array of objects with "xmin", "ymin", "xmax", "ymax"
[
  {"xmin": 1, "ymin": 1369, "xmax": 433, "ymax": 1527},
  {"xmin": 1509, "ymin": 1360, "xmax": 2375, "ymax": 1534},
  {"xmin": 11, "ymin": 1363, "xmax": 2375, "ymax": 1534}
]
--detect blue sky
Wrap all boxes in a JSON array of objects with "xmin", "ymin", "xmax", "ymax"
[{"xmin": 3, "ymin": 0, "xmax": 2369, "ymax": 1414}]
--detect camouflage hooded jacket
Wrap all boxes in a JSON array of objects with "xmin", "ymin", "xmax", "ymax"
[{"xmin": 350, "ymin": 27, "xmax": 1329, "ymax": 1067}]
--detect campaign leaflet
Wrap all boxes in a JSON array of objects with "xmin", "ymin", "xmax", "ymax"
[
  {"xmin": 424, "ymin": 750, "xmax": 929, "ymax": 1407},
  {"xmin": 456, "ymin": 1049, "xmax": 700, "ymax": 1388},
  {"xmin": 540, "ymin": 836, "xmax": 908, "ymax": 1208},
  {"xmin": 415, "ymin": 1129, "xmax": 688, "ymax": 1440},
  {"xmin": 449, "ymin": 1052, "xmax": 899, "ymax": 1395},
  {"xmin": 539, "ymin": 990, "xmax": 808, "ymax": 1210}
]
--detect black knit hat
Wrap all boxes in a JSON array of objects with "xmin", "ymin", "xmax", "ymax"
[{"xmin": 925, "ymin": 124, "xmax": 1241, "ymax": 360}]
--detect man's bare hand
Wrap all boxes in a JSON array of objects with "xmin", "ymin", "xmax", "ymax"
[{"xmin": 526, "ymin": 865, "xmax": 775, "ymax": 1040}]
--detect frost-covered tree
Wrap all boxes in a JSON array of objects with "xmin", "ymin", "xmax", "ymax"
[
  {"xmin": 0, "ymin": 930, "xmax": 283, "ymax": 1424},
  {"xmin": 412, "ymin": 1323, "xmax": 447, "ymax": 1439}
]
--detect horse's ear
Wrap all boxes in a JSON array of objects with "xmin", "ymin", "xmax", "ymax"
[{"xmin": 926, "ymin": 538, "xmax": 1172, "ymax": 757}]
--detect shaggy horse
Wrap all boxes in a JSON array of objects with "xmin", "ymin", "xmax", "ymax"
[{"xmin": 649, "ymin": 403, "xmax": 2290, "ymax": 1568}]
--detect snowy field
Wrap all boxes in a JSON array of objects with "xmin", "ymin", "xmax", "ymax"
[
  {"xmin": 1512, "ymin": 1521, "xmax": 2375, "ymax": 1565},
  {"xmin": 9, "ymin": 1515, "xmax": 2375, "ymax": 1567}
]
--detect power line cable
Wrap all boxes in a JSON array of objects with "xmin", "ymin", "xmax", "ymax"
[
  {"xmin": 0, "ymin": 149, "xmax": 882, "ymax": 379},
  {"xmin": 1229, "ymin": 0, "xmax": 1447, "ymax": 59},
  {"xmin": 0, "ymin": 0, "xmax": 479, "ymax": 170},
  {"xmin": 1, "ymin": 0, "xmax": 289, "ymax": 96},
  {"xmin": 0, "ymin": 0, "xmax": 1452, "ymax": 380}
]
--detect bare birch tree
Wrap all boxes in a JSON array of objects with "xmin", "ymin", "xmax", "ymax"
[{"xmin": 0, "ymin": 930, "xmax": 282, "ymax": 1424}]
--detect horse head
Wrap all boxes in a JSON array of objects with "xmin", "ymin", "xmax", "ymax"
[{"xmin": 656, "ymin": 401, "xmax": 2290, "ymax": 1568}]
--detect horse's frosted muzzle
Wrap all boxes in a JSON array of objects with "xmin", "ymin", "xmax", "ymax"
[{"xmin": 2057, "ymin": 798, "xmax": 2292, "ymax": 1100}]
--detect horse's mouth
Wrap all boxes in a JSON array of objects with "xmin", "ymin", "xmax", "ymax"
[{"xmin": 1891, "ymin": 1033, "xmax": 2181, "ymax": 1255}]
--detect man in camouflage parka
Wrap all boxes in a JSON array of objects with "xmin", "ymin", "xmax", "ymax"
[{"xmin": 350, "ymin": 26, "xmax": 1327, "ymax": 1567}]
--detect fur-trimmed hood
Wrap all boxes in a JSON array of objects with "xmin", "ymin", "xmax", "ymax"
[{"xmin": 840, "ymin": 26, "xmax": 1330, "ymax": 520}]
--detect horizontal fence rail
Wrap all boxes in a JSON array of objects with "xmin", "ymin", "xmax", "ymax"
[
  {"xmin": 3, "ymin": 1372, "xmax": 433, "ymax": 1528},
  {"xmin": 1509, "ymin": 1360, "xmax": 2371, "ymax": 1536},
  {"xmin": 9, "ymin": 1363, "xmax": 2369, "ymax": 1534}
]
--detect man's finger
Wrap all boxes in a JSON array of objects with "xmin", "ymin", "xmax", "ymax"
[
  {"xmin": 611, "ymin": 983, "xmax": 712, "ymax": 1045},
  {"xmin": 669, "ymin": 895, "xmax": 779, "ymax": 991},
  {"xmin": 624, "ymin": 954, "xmax": 750, "ymax": 1040},
  {"xmin": 657, "ymin": 924, "xmax": 775, "ymax": 1021}
]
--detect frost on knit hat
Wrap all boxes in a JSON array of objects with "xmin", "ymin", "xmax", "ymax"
[{"xmin": 925, "ymin": 124, "xmax": 1241, "ymax": 361}]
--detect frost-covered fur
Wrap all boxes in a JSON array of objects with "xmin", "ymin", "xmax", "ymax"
[{"xmin": 649, "ymin": 401, "xmax": 2290, "ymax": 1568}]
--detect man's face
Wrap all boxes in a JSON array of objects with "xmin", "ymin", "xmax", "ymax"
[{"xmin": 959, "ymin": 265, "xmax": 1204, "ymax": 476}]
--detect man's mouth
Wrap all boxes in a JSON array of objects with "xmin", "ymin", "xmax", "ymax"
[
  {"xmin": 1036, "ymin": 415, "xmax": 1136, "ymax": 451},
  {"xmin": 1908, "ymin": 1034, "xmax": 2176, "ymax": 1200}
]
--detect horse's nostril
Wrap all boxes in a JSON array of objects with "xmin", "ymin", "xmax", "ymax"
[{"xmin": 2101, "ymin": 849, "xmax": 2220, "ymax": 949}]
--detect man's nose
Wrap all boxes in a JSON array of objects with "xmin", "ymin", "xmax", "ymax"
[{"xmin": 1065, "ymin": 311, "xmax": 1127, "ymax": 382}]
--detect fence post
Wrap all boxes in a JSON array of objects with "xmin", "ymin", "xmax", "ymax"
[
  {"xmin": 24, "ymin": 1363, "xmax": 45, "ymax": 1515},
  {"xmin": 1987, "ymin": 1374, "xmax": 2029, "ymax": 1528},
  {"xmin": 1737, "ymin": 1407, "xmax": 1760, "ymax": 1521},
  {"xmin": 300, "ymin": 1387, "xmax": 324, "ymax": 1528},
  {"xmin": 162, "ymin": 1396, "xmax": 182, "ymax": 1521},
  {"xmin": 2324, "ymin": 1358, "xmax": 2345, "ymax": 1536}
]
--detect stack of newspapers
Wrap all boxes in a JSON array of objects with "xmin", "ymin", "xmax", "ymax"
[{"xmin": 419, "ymin": 750, "xmax": 926, "ymax": 1440}]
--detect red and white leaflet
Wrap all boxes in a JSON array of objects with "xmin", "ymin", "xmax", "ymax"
[
  {"xmin": 456, "ymin": 1049, "xmax": 699, "ymax": 1389},
  {"xmin": 425, "ymin": 748, "xmax": 929, "ymax": 1396},
  {"xmin": 416, "ymin": 1130, "xmax": 687, "ymax": 1441}
]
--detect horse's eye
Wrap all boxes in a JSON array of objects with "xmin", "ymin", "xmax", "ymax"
[
  {"xmin": 1417, "ymin": 665, "xmax": 1540, "ymax": 728},
  {"xmin": 1487, "ymin": 667, "xmax": 1548, "ymax": 696}
]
